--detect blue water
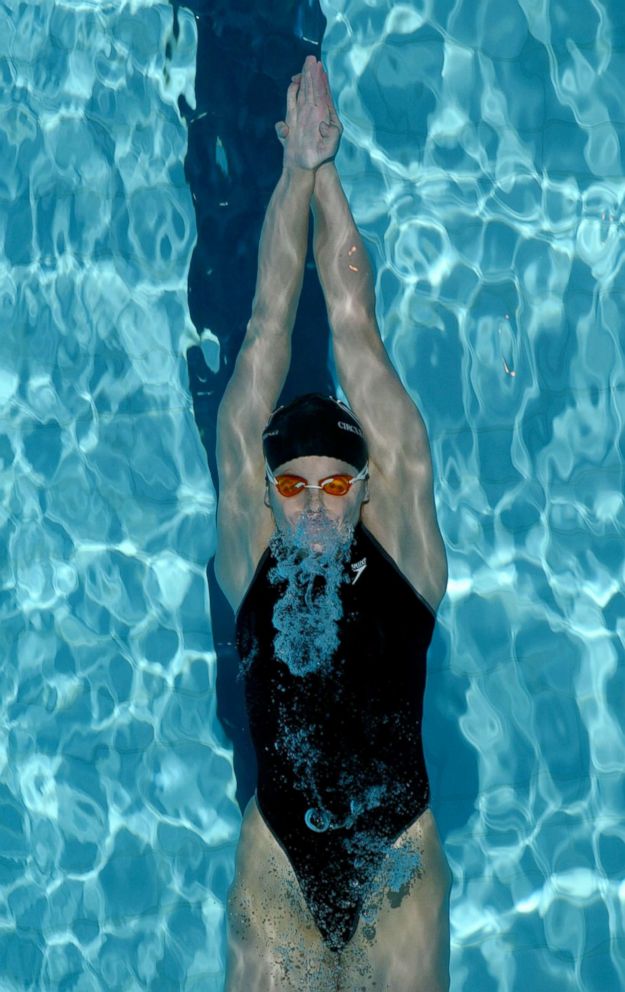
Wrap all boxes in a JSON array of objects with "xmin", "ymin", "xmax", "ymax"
[{"xmin": 2, "ymin": 0, "xmax": 624, "ymax": 989}]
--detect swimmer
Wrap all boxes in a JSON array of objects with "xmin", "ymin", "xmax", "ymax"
[{"xmin": 215, "ymin": 55, "xmax": 451, "ymax": 992}]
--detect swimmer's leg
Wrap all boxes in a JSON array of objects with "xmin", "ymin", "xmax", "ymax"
[
  {"xmin": 226, "ymin": 797, "xmax": 340, "ymax": 992},
  {"xmin": 337, "ymin": 810, "xmax": 451, "ymax": 992}
]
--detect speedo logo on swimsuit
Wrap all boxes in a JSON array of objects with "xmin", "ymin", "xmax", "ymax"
[
  {"xmin": 338, "ymin": 421, "xmax": 364, "ymax": 437},
  {"xmin": 350, "ymin": 557, "xmax": 367, "ymax": 584}
]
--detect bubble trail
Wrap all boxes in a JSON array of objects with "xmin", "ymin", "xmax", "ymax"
[{"xmin": 268, "ymin": 513, "xmax": 354, "ymax": 676}]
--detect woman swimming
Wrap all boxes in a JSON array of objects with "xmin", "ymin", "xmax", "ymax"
[{"xmin": 214, "ymin": 55, "xmax": 451, "ymax": 992}]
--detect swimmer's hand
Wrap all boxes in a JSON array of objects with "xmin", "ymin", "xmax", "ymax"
[{"xmin": 275, "ymin": 55, "xmax": 343, "ymax": 171}]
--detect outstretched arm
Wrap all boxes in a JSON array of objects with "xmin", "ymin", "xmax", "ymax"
[
  {"xmin": 309, "ymin": 66, "xmax": 447, "ymax": 606},
  {"xmin": 215, "ymin": 57, "xmax": 342, "ymax": 608},
  {"xmin": 217, "ymin": 164, "xmax": 314, "ymax": 435},
  {"xmin": 311, "ymin": 157, "xmax": 432, "ymax": 475}
]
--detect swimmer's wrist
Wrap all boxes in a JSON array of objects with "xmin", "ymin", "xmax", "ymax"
[
  {"xmin": 314, "ymin": 160, "xmax": 338, "ymax": 188},
  {"xmin": 282, "ymin": 162, "xmax": 315, "ymax": 174},
  {"xmin": 281, "ymin": 161, "xmax": 318, "ymax": 188},
  {"xmin": 283, "ymin": 151, "xmax": 337, "ymax": 176}
]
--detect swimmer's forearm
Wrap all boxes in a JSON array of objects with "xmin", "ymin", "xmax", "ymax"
[
  {"xmin": 250, "ymin": 165, "xmax": 316, "ymax": 332},
  {"xmin": 311, "ymin": 162, "xmax": 377, "ymax": 326},
  {"xmin": 218, "ymin": 166, "xmax": 315, "ymax": 431}
]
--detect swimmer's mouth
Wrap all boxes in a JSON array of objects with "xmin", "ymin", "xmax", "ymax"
[
  {"xmin": 300, "ymin": 518, "xmax": 334, "ymax": 540},
  {"xmin": 296, "ymin": 513, "xmax": 330, "ymax": 532},
  {"xmin": 285, "ymin": 513, "xmax": 353, "ymax": 552}
]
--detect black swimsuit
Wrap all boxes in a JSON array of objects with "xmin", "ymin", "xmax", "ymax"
[{"xmin": 234, "ymin": 522, "xmax": 436, "ymax": 951}]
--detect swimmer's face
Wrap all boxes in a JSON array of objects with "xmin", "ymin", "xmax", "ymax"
[{"xmin": 264, "ymin": 455, "xmax": 369, "ymax": 547}]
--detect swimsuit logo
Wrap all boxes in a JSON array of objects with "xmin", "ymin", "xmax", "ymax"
[
  {"xmin": 338, "ymin": 421, "xmax": 364, "ymax": 437},
  {"xmin": 350, "ymin": 557, "xmax": 367, "ymax": 585}
]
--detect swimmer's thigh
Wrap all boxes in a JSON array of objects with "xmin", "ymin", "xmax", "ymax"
[
  {"xmin": 339, "ymin": 809, "xmax": 451, "ymax": 992},
  {"xmin": 226, "ymin": 796, "xmax": 339, "ymax": 992}
]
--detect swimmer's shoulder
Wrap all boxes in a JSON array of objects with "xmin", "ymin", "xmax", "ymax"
[
  {"xmin": 215, "ymin": 516, "xmax": 275, "ymax": 617},
  {"xmin": 361, "ymin": 493, "xmax": 447, "ymax": 615}
]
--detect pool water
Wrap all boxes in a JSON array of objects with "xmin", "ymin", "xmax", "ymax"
[{"xmin": 1, "ymin": 0, "xmax": 624, "ymax": 990}]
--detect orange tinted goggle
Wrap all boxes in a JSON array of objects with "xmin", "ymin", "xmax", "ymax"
[{"xmin": 265, "ymin": 462, "xmax": 368, "ymax": 498}]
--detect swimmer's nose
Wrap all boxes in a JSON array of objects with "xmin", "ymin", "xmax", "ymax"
[{"xmin": 304, "ymin": 486, "xmax": 324, "ymax": 508}]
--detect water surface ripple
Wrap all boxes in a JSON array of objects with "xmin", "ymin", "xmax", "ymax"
[{"xmin": 1, "ymin": 3, "xmax": 238, "ymax": 990}]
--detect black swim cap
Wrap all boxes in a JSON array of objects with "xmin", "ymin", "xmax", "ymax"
[{"xmin": 262, "ymin": 393, "xmax": 368, "ymax": 472}]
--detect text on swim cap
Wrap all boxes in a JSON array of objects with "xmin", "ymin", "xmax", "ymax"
[{"xmin": 338, "ymin": 421, "xmax": 364, "ymax": 437}]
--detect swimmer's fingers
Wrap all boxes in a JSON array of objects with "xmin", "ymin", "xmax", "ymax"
[
  {"xmin": 274, "ymin": 120, "xmax": 289, "ymax": 146},
  {"xmin": 276, "ymin": 74, "xmax": 301, "ymax": 147},
  {"xmin": 285, "ymin": 76, "xmax": 300, "ymax": 127},
  {"xmin": 310, "ymin": 57, "xmax": 324, "ymax": 106},
  {"xmin": 298, "ymin": 54, "xmax": 316, "ymax": 106},
  {"xmin": 280, "ymin": 58, "xmax": 340, "ymax": 168},
  {"xmin": 321, "ymin": 65, "xmax": 342, "ymax": 133},
  {"xmin": 276, "ymin": 60, "xmax": 307, "ymax": 146}
]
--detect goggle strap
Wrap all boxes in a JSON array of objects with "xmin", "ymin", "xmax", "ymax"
[{"xmin": 350, "ymin": 464, "xmax": 369, "ymax": 484}]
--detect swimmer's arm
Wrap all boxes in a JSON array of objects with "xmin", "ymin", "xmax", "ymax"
[
  {"xmin": 217, "ymin": 165, "xmax": 315, "ymax": 468},
  {"xmin": 312, "ymin": 162, "xmax": 447, "ymax": 604},
  {"xmin": 215, "ymin": 166, "xmax": 315, "ymax": 603},
  {"xmin": 311, "ymin": 161, "xmax": 431, "ymax": 469}
]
